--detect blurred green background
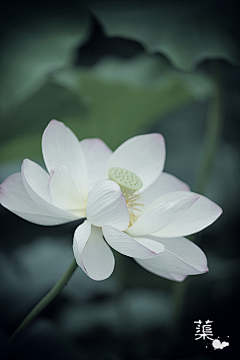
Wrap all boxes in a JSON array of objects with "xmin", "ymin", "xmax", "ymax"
[{"xmin": 0, "ymin": 1, "xmax": 239, "ymax": 359}]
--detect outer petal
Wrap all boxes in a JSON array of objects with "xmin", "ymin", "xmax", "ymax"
[
  {"xmin": 86, "ymin": 180, "xmax": 129, "ymax": 230},
  {"xmin": 42, "ymin": 120, "xmax": 88, "ymax": 196},
  {"xmin": 0, "ymin": 173, "xmax": 76, "ymax": 225},
  {"xmin": 81, "ymin": 138, "xmax": 112, "ymax": 189},
  {"xmin": 134, "ymin": 259, "xmax": 187, "ymax": 282},
  {"xmin": 73, "ymin": 221, "xmax": 115, "ymax": 281},
  {"xmin": 105, "ymin": 133, "xmax": 165, "ymax": 192},
  {"xmin": 152, "ymin": 192, "xmax": 223, "ymax": 238},
  {"xmin": 49, "ymin": 165, "xmax": 86, "ymax": 217},
  {"xmin": 134, "ymin": 236, "xmax": 208, "ymax": 275},
  {"xmin": 21, "ymin": 160, "xmax": 78, "ymax": 223},
  {"xmin": 127, "ymin": 192, "xmax": 199, "ymax": 236},
  {"xmin": 141, "ymin": 172, "xmax": 190, "ymax": 206},
  {"xmin": 102, "ymin": 225, "xmax": 165, "ymax": 259}
]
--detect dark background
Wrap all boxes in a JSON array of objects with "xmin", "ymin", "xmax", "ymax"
[{"xmin": 0, "ymin": 1, "xmax": 239, "ymax": 359}]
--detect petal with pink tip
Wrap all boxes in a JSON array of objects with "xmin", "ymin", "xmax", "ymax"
[
  {"xmin": 73, "ymin": 221, "xmax": 115, "ymax": 281},
  {"xmin": 86, "ymin": 180, "xmax": 129, "ymax": 230},
  {"xmin": 152, "ymin": 192, "xmax": 223, "ymax": 238},
  {"xmin": 42, "ymin": 120, "xmax": 88, "ymax": 196},
  {"xmin": 141, "ymin": 172, "xmax": 190, "ymax": 206},
  {"xmin": 134, "ymin": 236, "xmax": 208, "ymax": 275},
  {"xmin": 127, "ymin": 192, "xmax": 199, "ymax": 236},
  {"xmin": 134, "ymin": 259, "xmax": 187, "ymax": 282},
  {"xmin": 103, "ymin": 225, "xmax": 165, "ymax": 259},
  {"xmin": 105, "ymin": 133, "xmax": 165, "ymax": 192},
  {"xmin": 81, "ymin": 138, "xmax": 112, "ymax": 189},
  {"xmin": 0, "ymin": 173, "xmax": 76, "ymax": 225}
]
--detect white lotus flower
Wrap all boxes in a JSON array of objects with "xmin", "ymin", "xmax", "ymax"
[{"xmin": 0, "ymin": 120, "xmax": 222, "ymax": 281}]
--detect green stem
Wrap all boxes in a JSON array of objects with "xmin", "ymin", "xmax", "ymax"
[
  {"xmin": 170, "ymin": 61, "xmax": 224, "ymax": 335},
  {"xmin": 194, "ymin": 61, "xmax": 224, "ymax": 194},
  {"xmin": 9, "ymin": 258, "xmax": 78, "ymax": 341}
]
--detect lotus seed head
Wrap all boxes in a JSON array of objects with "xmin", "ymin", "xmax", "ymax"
[{"xmin": 108, "ymin": 167, "xmax": 143, "ymax": 197}]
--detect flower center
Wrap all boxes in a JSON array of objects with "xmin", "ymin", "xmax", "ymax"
[
  {"xmin": 108, "ymin": 167, "xmax": 143, "ymax": 198},
  {"xmin": 108, "ymin": 167, "xmax": 144, "ymax": 226}
]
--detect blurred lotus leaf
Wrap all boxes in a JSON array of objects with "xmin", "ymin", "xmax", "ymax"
[
  {"xmin": 0, "ymin": 2, "xmax": 90, "ymax": 116},
  {"xmin": 0, "ymin": 54, "xmax": 214, "ymax": 165},
  {"xmin": 89, "ymin": 0, "xmax": 240, "ymax": 71}
]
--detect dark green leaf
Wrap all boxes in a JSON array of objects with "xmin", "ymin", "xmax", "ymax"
[
  {"xmin": 0, "ymin": 54, "xmax": 213, "ymax": 164},
  {"xmin": 0, "ymin": 2, "xmax": 90, "ymax": 116},
  {"xmin": 90, "ymin": 0, "xmax": 240, "ymax": 71}
]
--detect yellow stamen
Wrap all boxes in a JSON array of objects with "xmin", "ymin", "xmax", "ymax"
[{"xmin": 125, "ymin": 192, "xmax": 144, "ymax": 227}]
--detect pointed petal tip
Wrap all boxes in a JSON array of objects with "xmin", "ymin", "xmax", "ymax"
[
  {"xmin": 21, "ymin": 158, "xmax": 29, "ymax": 166},
  {"xmin": 50, "ymin": 118, "xmax": 59, "ymax": 122},
  {"xmin": 177, "ymin": 276, "xmax": 187, "ymax": 282},
  {"xmin": 218, "ymin": 205, "xmax": 223, "ymax": 217},
  {"xmin": 21, "ymin": 158, "xmax": 36, "ymax": 173},
  {"xmin": 205, "ymin": 202, "xmax": 223, "ymax": 226},
  {"xmin": 43, "ymin": 119, "xmax": 65, "ymax": 135},
  {"xmin": 49, "ymin": 119, "xmax": 62, "ymax": 125},
  {"xmin": 194, "ymin": 262, "xmax": 209, "ymax": 275},
  {"xmin": 152, "ymin": 132, "xmax": 165, "ymax": 141}
]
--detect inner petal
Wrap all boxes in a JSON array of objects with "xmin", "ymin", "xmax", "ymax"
[
  {"xmin": 108, "ymin": 167, "xmax": 143, "ymax": 198},
  {"xmin": 49, "ymin": 165, "xmax": 87, "ymax": 217}
]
